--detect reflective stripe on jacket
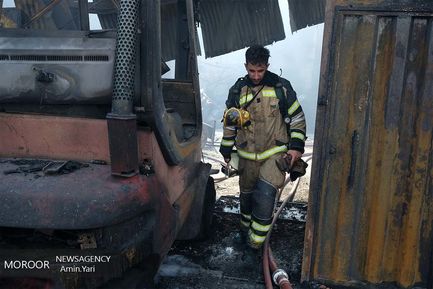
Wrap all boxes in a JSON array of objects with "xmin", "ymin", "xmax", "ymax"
[{"xmin": 234, "ymin": 85, "xmax": 288, "ymax": 160}]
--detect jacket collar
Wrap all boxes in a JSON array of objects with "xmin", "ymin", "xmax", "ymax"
[{"xmin": 245, "ymin": 70, "xmax": 280, "ymax": 87}]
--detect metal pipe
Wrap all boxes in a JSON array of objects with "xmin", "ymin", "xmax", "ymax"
[
  {"xmin": 106, "ymin": 0, "xmax": 140, "ymax": 177},
  {"xmin": 110, "ymin": 0, "xmax": 139, "ymax": 115}
]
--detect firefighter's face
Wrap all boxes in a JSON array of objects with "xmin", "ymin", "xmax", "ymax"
[{"xmin": 245, "ymin": 62, "xmax": 269, "ymax": 85}]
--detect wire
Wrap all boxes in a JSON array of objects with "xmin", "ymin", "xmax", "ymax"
[{"xmin": 23, "ymin": 0, "xmax": 62, "ymax": 28}]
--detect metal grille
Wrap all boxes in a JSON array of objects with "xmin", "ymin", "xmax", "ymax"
[
  {"xmin": 84, "ymin": 55, "xmax": 109, "ymax": 62},
  {"xmin": 10, "ymin": 55, "xmax": 46, "ymax": 61},
  {"xmin": 0, "ymin": 55, "xmax": 110, "ymax": 62},
  {"xmin": 46, "ymin": 55, "xmax": 83, "ymax": 61}
]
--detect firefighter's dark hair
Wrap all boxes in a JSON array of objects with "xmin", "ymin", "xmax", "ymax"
[{"xmin": 245, "ymin": 45, "xmax": 270, "ymax": 65}]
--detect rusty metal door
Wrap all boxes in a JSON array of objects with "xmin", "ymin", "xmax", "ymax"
[{"xmin": 303, "ymin": 1, "xmax": 433, "ymax": 288}]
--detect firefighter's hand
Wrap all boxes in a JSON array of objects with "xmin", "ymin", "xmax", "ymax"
[{"xmin": 286, "ymin": 150, "xmax": 302, "ymax": 167}]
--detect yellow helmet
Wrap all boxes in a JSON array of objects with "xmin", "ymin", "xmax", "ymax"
[{"xmin": 223, "ymin": 107, "xmax": 251, "ymax": 128}]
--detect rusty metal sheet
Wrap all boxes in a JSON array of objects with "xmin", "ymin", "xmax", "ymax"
[
  {"xmin": 0, "ymin": 113, "xmax": 110, "ymax": 161},
  {"xmin": 303, "ymin": 1, "xmax": 433, "ymax": 288}
]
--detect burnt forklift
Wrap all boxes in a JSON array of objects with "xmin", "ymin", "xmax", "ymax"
[{"xmin": 0, "ymin": 0, "xmax": 215, "ymax": 288}]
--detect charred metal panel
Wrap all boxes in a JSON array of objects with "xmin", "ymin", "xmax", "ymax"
[
  {"xmin": 199, "ymin": 0, "xmax": 285, "ymax": 58},
  {"xmin": 0, "ymin": 34, "xmax": 115, "ymax": 104},
  {"xmin": 287, "ymin": 0, "xmax": 325, "ymax": 33},
  {"xmin": 303, "ymin": 1, "xmax": 433, "ymax": 288},
  {"xmin": 0, "ymin": 162, "xmax": 157, "ymax": 229},
  {"xmin": 162, "ymin": 80, "xmax": 197, "ymax": 124}
]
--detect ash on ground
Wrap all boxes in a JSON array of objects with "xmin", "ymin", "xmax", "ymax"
[{"xmin": 156, "ymin": 199, "xmax": 306, "ymax": 289}]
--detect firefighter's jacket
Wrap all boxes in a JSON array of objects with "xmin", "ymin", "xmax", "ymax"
[{"xmin": 220, "ymin": 71, "xmax": 306, "ymax": 161}]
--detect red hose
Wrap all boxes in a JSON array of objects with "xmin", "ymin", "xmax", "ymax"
[
  {"xmin": 268, "ymin": 248, "xmax": 277, "ymax": 271},
  {"xmin": 269, "ymin": 248, "xmax": 292, "ymax": 289},
  {"xmin": 262, "ymin": 238, "xmax": 273, "ymax": 289}
]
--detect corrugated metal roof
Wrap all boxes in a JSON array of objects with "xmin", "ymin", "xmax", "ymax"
[
  {"xmin": 287, "ymin": 0, "xmax": 325, "ymax": 33},
  {"xmin": 198, "ymin": 0, "xmax": 285, "ymax": 58}
]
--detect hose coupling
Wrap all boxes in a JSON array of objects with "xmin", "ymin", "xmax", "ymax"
[{"xmin": 272, "ymin": 268, "xmax": 289, "ymax": 285}]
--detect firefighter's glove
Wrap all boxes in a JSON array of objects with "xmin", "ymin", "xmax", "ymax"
[
  {"xmin": 275, "ymin": 155, "xmax": 308, "ymax": 181},
  {"xmin": 275, "ymin": 154, "xmax": 292, "ymax": 173},
  {"xmin": 290, "ymin": 159, "xmax": 308, "ymax": 181},
  {"xmin": 219, "ymin": 146, "xmax": 232, "ymax": 162}
]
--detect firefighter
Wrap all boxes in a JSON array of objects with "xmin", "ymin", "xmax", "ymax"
[{"xmin": 220, "ymin": 45, "xmax": 306, "ymax": 250}]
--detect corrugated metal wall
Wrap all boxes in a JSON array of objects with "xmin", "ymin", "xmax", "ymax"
[{"xmin": 303, "ymin": 0, "xmax": 433, "ymax": 288}]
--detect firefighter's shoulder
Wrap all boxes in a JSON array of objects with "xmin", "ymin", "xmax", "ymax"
[{"xmin": 230, "ymin": 77, "xmax": 247, "ymax": 93}]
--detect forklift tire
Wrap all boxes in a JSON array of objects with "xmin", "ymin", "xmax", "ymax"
[{"xmin": 197, "ymin": 177, "xmax": 216, "ymax": 240}]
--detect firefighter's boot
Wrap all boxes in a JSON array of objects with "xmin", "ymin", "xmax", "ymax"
[
  {"xmin": 235, "ymin": 190, "xmax": 252, "ymax": 245},
  {"xmin": 247, "ymin": 179, "xmax": 277, "ymax": 249},
  {"xmin": 240, "ymin": 244, "xmax": 261, "ymax": 268}
]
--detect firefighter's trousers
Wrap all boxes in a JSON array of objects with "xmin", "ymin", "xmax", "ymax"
[{"xmin": 238, "ymin": 153, "xmax": 285, "ymax": 248}]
